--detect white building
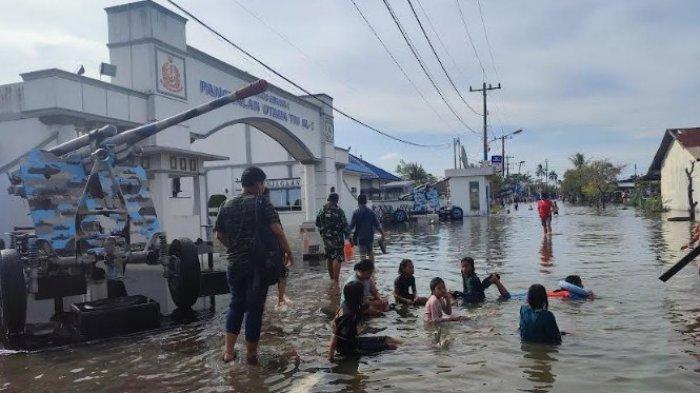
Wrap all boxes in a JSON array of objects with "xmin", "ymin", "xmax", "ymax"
[
  {"xmin": 647, "ymin": 127, "xmax": 700, "ymax": 214},
  {"xmin": 445, "ymin": 166, "xmax": 494, "ymax": 216},
  {"xmin": 0, "ymin": 0, "xmax": 382, "ymax": 245}
]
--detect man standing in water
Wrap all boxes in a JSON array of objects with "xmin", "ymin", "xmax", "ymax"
[
  {"xmin": 349, "ymin": 194, "xmax": 385, "ymax": 261},
  {"xmin": 316, "ymin": 192, "xmax": 349, "ymax": 284},
  {"xmin": 537, "ymin": 193, "xmax": 554, "ymax": 235},
  {"xmin": 215, "ymin": 167, "xmax": 294, "ymax": 364}
]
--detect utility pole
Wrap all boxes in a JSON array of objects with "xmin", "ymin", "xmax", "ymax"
[
  {"xmin": 505, "ymin": 155, "xmax": 515, "ymax": 177},
  {"xmin": 469, "ymin": 82, "xmax": 501, "ymax": 162}
]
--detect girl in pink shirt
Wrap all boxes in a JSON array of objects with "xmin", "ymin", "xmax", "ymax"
[{"xmin": 423, "ymin": 277, "xmax": 469, "ymax": 323}]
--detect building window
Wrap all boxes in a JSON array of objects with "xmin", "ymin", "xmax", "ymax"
[
  {"xmin": 170, "ymin": 156, "xmax": 177, "ymax": 169},
  {"xmin": 179, "ymin": 157, "xmax": 187, "ymax": 171},
  {"xmin": 266, "ymin": 178, "xmax": 302, "ymax": 211},
  {"xmin": 189, "ymin": 159, "xmax": 197, "ymax": 172},
  {"xmin": 141, "ymin": 157, "xmax": 150, "ymax": 170}
]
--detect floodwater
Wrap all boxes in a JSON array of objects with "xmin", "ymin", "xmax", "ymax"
[{"xmin": 1, "ymin": 204, "xmax": 699, "ymax": 392}]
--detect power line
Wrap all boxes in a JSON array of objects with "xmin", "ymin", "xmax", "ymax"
[
  {"xmin": 230, "ymin": 0, "xmax": 360, "ymax": 97},
  {"xmin": 406, "ymin": 0, "xmax": 481, "ymax": 116},
  {"xmin": 475, "ymin": 0, "xmax": 500, "ymax": 80},
  {"xmin": 414, "ymin": 0, "xmax": 463, "ymax": 85},
  {"xmin": 162, "ymin": 0, "xmax": 447, "ymax": 148},
  {"xmin": 348, "ymin": 0, "xmax": 455, "ymax": 133},
  {"xmin": 455, "ymin": 0, "xmax": 486, "ymax": 80},
  {"xmin": 381, "ymin": 0, "xmax": 478, "ymax": 134},
  {"xmin": 473, "ymin": 0, "xmax": 509, "ymax": 135}
]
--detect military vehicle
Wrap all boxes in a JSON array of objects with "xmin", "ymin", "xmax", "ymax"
[{"xmin": 0, "ymin": 79, "xmax": 268, "ymax": 345}]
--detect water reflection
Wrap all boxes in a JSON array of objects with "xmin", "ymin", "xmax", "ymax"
[
  {"xmin": 539, "ymin": 235, "xmax": 554, "ymax": 273},
  {"xmin": 519, "ymin": 343, "xmax": 559, "ymax": 393}
]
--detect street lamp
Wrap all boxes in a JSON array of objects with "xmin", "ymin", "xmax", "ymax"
[
  {"xmin": 518, "ymin": 160, "xmax": 525, "ymax": 174},
  {"xmin": 489, "ymin": 128, "xmax": 524, "ymax": 177}
]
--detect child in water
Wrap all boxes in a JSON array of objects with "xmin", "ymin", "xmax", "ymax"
[
  {"xmin": 519, "ymin": 284, "xmax": 562, "ymax": 345},
  {"xmin": 341, "ymin": 259, "xmax": 389, "ymax": 316},
  {"xmin": 328, "ymin": 281, "xmax": 400, "ymax": 360},
  {"xmin": 394, "ymin": 259, "xmax": 428, "ymax": 306},
  {"xmin": 451, "ymin": 257, "xmax": 510, "ymax": 303},
  {"xmin": 424, "ymin": 277, "xmax": 469, "ymax": 323},
  {"xmin": 550, "ymin": 275, "xmax": 593, "ymax": 299}
]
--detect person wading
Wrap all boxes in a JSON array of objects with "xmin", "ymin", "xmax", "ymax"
[
  {"xmin": 215, "ymin": 167, "xmax": 293, "ymax": 364},
  {"xmin": 349, "ymin": 194, "xmax": 385, "ymax": 261},
  {"xmin": 316, "ymin": 192, "xmax": 349, "ymax": 284}
]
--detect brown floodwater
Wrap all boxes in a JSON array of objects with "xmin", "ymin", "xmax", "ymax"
[{"xmin": 1, "ymin": 204, "xmax": 699, "ymax": 392}]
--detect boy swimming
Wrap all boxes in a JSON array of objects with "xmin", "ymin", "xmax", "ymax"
[{"xmin": 424, "ymin": 277, "xmax": 468, "ymax": 323}]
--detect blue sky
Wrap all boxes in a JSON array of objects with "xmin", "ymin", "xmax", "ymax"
[{"xmin": 1, "ymin": 0, "xmax": 698, "ymax": 179}]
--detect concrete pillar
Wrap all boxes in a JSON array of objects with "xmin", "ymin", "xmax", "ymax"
[
  {"xmin": 152, "ymin": 172, "xmax": 171, "ymax": 232},
  {"xmin": 302, "ymin": 163, "xmax": 316, "ymax": 221}
]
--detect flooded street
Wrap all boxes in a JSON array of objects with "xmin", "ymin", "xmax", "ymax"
[{"xmin": 1, "ymin": 204, "xmax": 699, "ymax": 392}]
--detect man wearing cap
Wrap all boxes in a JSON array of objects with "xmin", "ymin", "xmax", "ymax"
[
  {"xmin": 215, "ymin": 166, "xmax": 293, "ymax": 364},
  {"xmin": 315, "ymin": 192, "xmax": 349, "ymax": 283}
]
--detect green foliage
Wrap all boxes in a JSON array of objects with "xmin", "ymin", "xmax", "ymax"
[
  {"xmin": 395, "ymin": 160, "xmax": 436, "ymax": 186},
  {"xmin": 561, "ymin": 154, "xmax": 624, "ymax": 207},
  {"xmin": 626, "ymin": 189, "xmax": 667, "ymax": 213}
]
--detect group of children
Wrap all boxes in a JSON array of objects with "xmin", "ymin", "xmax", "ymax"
[{"xmin": 329, "ymin": 257, "xmax": 592, "ymax": 359}]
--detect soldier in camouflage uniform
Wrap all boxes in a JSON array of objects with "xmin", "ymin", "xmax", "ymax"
[{"xmin": 315, "ymin": 193, "xmax": 349, "ymax": 283}]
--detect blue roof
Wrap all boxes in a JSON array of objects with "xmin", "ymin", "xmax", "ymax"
[{"xmin": 347, "ymin": 154, "xmax": 401, "ymax": 181}]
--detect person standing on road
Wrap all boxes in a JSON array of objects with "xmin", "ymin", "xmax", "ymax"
[
  {"xmin": 349, "ymin": 194, "xmax": 385, "ymax": 261},
  {"xmin": 537, "ymin": 193, "xmax": 554, "ymax": 235},
  {"xmin": 215, "ymin": 167, "xmax": 294, "ymax": 364},
  {"xmin": 316, "ymin": 192, "xmax": 349, "ymax": 284}
]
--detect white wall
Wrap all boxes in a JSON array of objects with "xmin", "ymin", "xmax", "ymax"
[{"xmin": 661, "ymin": 140, "xmax": 700, "ymax": 213}]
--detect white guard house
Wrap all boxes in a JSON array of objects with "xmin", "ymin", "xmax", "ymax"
[
  {"xmin": 445, "ymin": 166, "xmax": 494, "ymax": 216},
  {"xmin": 0, "ymin": 0, "xmax": 356, "ymax": 245}
]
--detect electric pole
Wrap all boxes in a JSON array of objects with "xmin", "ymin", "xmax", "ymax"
[{"xmin": 470, "ymin": 82, "xmax": 501, "ymax": 162}]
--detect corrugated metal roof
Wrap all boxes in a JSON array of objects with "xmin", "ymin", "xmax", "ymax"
[
  {"xmin": 347, "ymin": 154, "xmax": 401, "ymax": 181},
  {"xmin": 647, "ymin": 127, "xmax": 700, "ymax": 177}
]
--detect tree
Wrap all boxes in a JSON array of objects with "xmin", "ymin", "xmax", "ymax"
[
  {"xmin": 395, "ymin": 160, "xmax": 436, "ymax": 185},
  {"xmin": 548, "ymin": 170, "xmax": 558, "ymax": 184},
  {"xmin": 580, "ymin": 159, "xmax": 624, "ymax": 208},
  {"xmin": 685, "ymin": 161, "xmax": 697, "ymax": 220},
  {"xmin": 570, "ymin": 153, "xmax": 586, "ymax": 169},
  {"xmin": 536, "ymin": 164, "xmax": 546, "ymax": 183}
]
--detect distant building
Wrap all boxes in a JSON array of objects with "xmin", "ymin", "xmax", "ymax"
[
  {"xmin": 647, "ymin": 127, "xmax": 700, "ymax": 213},
  {"xmin": 347, "ymin": 154, "xmax": 401, "ymax": 200}
]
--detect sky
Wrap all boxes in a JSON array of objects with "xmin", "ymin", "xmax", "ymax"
[{"xmin": 1, "ymin": 0, "xmax": 699, "ymax": 179}]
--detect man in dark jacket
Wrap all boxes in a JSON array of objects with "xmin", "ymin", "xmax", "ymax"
[{"xmin": 349, "ymin": 194, "xmax": 385, "ymax": 261}]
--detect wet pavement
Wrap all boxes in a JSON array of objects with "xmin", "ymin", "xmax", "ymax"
[{"xmin": 1, "ymin": 203, "xmax": 699, "ymax": 392}]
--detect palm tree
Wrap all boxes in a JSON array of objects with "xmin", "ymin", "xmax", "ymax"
[
  {"xmin": 536, "ymin": 164, "xmax": 546, "ymax": 183},
  {"xmin": 548, "ymin": 171, "xmax": 558, "ymax": 192},
  {"xmin": 570, "ymin": 153, "xmax": 586, "ymax": 169}
]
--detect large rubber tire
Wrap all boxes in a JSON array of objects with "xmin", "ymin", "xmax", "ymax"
[
  {"xmin": 394, "ymin": 209, "xmax": 408, "ymax": 223},
  {"xmin": 0, "ymin": 249, "xmax": 27, "ymax": 337},
  {"xmin": 451, "ymin": 207, "xmax": 464, "ymax": 220},
  {"xmin": 167, "ymin": 238, "xmax": 201, "ymax": 309}
]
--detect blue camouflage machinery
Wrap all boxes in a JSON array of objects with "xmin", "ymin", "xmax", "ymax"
[{"xmin": 0, "ymin": 79, "xmax": 269, "ymax": 342}]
